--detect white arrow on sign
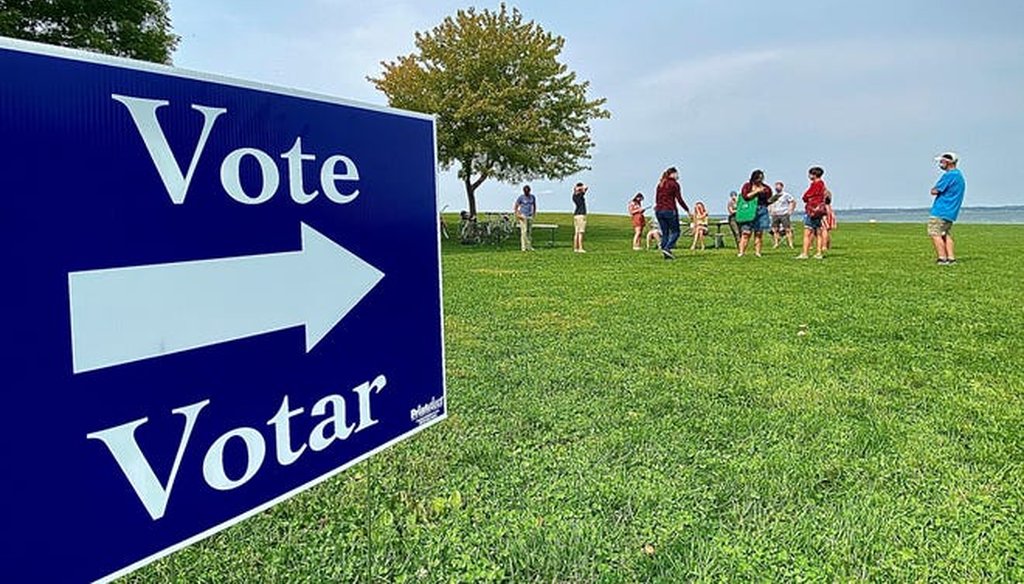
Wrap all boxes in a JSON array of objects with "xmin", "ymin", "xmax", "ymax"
[{"xmin": 68, "ymin": 223, "xmax": 384, "ymax": 374}]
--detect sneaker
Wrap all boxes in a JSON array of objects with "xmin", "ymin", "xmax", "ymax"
[
  {"xmin": 662, "ymin": 249, "xmax": 675, "ymax": 260},
  {"xmin": 737, "ymin": 253, "xmax": 744, "ymax": 258},
  {"xmin": 633, "ymin": 246, "xmax": 642, "ymax": 251},
  {"xmin": 936, "ymin": 258, "xmax": 949, "ymax": 265},
  {"xmin": 947, "ymin": 258, "xmax": 957, "ymax": 265},
  {"xmin": 795, "ymin": 254, "xmax": 808, "ymax": 260},
  {"xmin": 755, "ymin": 252, "xmax": 762, "ymax": 258},
  {"xmin": 813, "ymin": 254, "xmax": 824, "ymax": 260}
]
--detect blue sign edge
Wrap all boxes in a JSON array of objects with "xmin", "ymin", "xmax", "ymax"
[{"xmin": 0, "ymin": 36, "xmax": 448, "ymax": 584}]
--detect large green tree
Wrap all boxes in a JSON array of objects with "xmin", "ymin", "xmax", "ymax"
[
  {"xmin": 0, "ymin": 0, "xmax": 179, "ymax": 64},
  {"xmin": 369, "ymin": 4, "xmax": 610, "ymax": 216}
]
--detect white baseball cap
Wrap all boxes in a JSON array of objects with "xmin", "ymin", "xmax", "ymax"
[{"xmin": 934, "ymin": 152, "xmax": 959, "ymax": 163}]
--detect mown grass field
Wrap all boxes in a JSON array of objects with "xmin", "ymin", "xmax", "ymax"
[{"xmin": 136, "ymin": 214, "xmax": 1023, "ymax": 582}]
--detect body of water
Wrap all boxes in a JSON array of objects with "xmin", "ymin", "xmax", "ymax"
[{"xmin": 835, "ymin": 206, "xmax": 1024, "ymax": 224}]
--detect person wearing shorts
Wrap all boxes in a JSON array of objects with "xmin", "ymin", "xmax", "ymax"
[
  {"xmin": 737, "ymin": 169, "xmax": 775, "ymax": 257},
  {"xmin": 769, "ymin": 181, "xmax": 796, "ymax": 249},
  {"xmin": 572, "ymin": 182, "xmax": 588, "ymax": 253},
  {"xmin": 797, "ymin": 166, "xmax": 828, "ymax": 259},
  {"xmin": 929, "ymin": 152, "xmax": 966, "ymax": 265}
]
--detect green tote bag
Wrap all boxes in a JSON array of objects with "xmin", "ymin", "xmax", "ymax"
[{"xmin": 735, "ymin": 193, "xmax": 758, "ymax": 223}]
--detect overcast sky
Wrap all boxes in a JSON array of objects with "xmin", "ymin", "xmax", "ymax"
[{"xmin": 169, "ymin": 0, "xmax": 1023, "ymax": 214}]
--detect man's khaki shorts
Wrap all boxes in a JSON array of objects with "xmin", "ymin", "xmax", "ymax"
[
  {"xmin": 927, "ymin": 216, "xmax": 953, "ymax": 237},
  {"xmin": 574, "ymin": 215, "xmax": 587, "ymax": 233}
]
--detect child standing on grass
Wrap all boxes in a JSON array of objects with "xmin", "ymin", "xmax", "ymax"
[
  {"xmin": 797, "ymin": 166, "xmax": 828, "ymax": 260},
  {"xmin": 628, "ymin": 193, "xmax": 646, "ymax": 250},
  {"xmin": 690, "ymin": 201, "xmax": 709, "ymax": 250}
]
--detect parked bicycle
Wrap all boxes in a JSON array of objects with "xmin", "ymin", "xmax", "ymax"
[{"xmin": 459, "ymin": 211, "xmax": 515, "ymax": 245}]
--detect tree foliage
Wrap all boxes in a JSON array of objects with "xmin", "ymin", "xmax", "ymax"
[
  {"xmin": 0, "ymin": 0, "xmax": 179, "ymax": 64},
  {"xmin": 369, "ymin": 4, "xmax": 610, "ymax": 215}
]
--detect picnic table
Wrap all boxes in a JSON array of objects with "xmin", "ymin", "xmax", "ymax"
[
  {"xmin": 533, "ymin": 223, "xmax": 559, "ymax": 247},
  {"xmin": 711, "ymin": 219, "xmax": 732, "ymax": 248}
]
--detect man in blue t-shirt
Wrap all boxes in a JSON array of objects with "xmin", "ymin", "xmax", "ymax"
[
  {"xmin": 514, "ymin": 185, "xmax": 537, "ymax": 251},
  {"xmin": 928, "ymin": 152, "xmax": 966, "ymax": 265}
]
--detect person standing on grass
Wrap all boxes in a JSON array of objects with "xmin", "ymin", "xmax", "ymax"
[
  {"xmin": 929, "ymin": 152, "xmax": 966, "ymax": 265},
  {"xmin": 737, "ymin": 169, "xmax": 775, "ymax": 257},
  {"xmin": 797, "ymin": 166, "xmax": 828, "ymax": 259},
  {"xmin": 822, "ymin": 189, "xmax": 837, "ymax": 250},
  {"xmin": 628, "ymin": 192, "xmax": 646, "ymax": 250},
  {"xmin": 572, "ymin": 182, "xmax": 588, "ymax": 253},
  {"xmin": 654, "ymin": 166, "xmax": 691, "ymax": 260},
  {"xmin": 770, "ymin": 181, "xmax": 796, "ymax": 249},
  {"xmin": 726, "ymin": 191, "xmax": 740, "ymax": 247},
  {"xmin": 513, "ymin": 185, "xmax": 537, "ymax": 252}
]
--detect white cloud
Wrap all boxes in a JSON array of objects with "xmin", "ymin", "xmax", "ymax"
[
  {"xmin": 639, "ymin": 49, "xmax": 785, "ymax": 92},
  {"xmin": 562, "ymin": 35, "xmax": 1024, "ymax": 212},
  {"xmin": 600, "ymin": 35, "xmax": 1024, "ymax": 149},
  {"xmin": 173, "ymin": 2, "xmax": 437, "ymax": 104},
  {"xmin": 169, "ymin": 1, "xmax": 1024, "ymax": 212}
]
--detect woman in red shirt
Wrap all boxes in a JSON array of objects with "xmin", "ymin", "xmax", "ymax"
[
  {"xmin": 654, "ymin": 167, "xmax": 691, "ymax": 260},
  {"xmin": 798, "ymin": 166, "xmax": 828, "ymax": 259}
]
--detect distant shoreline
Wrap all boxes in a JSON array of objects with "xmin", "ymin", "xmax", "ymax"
[
  {"xmin": 452, "ymin": 206, "xmax": 1024, "ymax": 224},
  {"xmin": 838, "ymin": 205, "xmax": 1024, "ymax": 213},
  {"xmin": 835, "ymin": 206, "xmax": 1024, "ymax": 224}
]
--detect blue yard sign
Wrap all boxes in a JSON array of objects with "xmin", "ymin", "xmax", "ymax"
[{"xmin": 0, "ymin": 38, "xmax": 446, "ymax": 582}]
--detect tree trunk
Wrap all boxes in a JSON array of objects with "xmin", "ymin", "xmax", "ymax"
[
  {"xmin": 462, "ymin": 168, "xmax": 489, "ymax": 218},
  {"xmin": 464, "ymin": 176, "xmax": 478, "ymax": 217}
]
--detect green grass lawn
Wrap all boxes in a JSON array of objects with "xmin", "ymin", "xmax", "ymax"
[{"xmin": 136, "ymin": 214, "xmax": 1024, "ymax": 582}]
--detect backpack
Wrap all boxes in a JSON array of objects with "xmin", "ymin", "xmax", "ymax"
[{"xmin": 806, "ymin": 201, "xmax": 828, "ymax": 219}]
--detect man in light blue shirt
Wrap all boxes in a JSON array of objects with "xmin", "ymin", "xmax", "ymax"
[
  {"xmin": 928, "ymin": 152, "xmax": 965, "ymax": 265},
  {"xmin": 514, "ymin": 185, "xmax": 537, "ymax": 251}
]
